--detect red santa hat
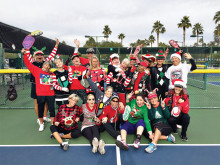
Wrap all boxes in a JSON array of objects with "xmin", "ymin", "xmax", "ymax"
[
  {"xmin": 141, "ymin": 54, "xmax": 156, "ymax": 63},
  {"xmin": 170, "ymin": 52, "xmax": 181, "ymax": 61},
  {"xmin": 171, "ymin": 79, "xmax": 186, "ymax": 89},
  {"xmin": 110, "ymin": 53, "xmax": 120, "ymax": 66}
]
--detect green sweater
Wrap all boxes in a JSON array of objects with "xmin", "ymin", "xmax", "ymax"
[
  {"xmin": 148, "ymin": 102, "xmax": 170, "ymax": 125},
  {"xmin": 126, "ymin": 99, "xmax": 152, "ymax": 132}
]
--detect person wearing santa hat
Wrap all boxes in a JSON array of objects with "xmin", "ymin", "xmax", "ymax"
[
  {"xmin": 131, "ymin": 61, "xmax": 151, "ymax": 96},
  {"xmin": 151, "ymin": 49, "xmax": 170, "ymax": 100},
  {"xmin": 145, "ymin": 92, "xmax": 175, "ymax": 153},
  {"xmin": 141, "ymin": 54, "xmax": 156, "ymax": 68},
  {"xmin": 165, "ymin": 50, "xmax": 197, "ymax": 91},
  {"xmin": 164, "ymin": 79, "xmax": 190, "ymax": 141}
]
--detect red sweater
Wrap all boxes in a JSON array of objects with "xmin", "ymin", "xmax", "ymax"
[
  {"xmin": 65, "ymin": 65, "xmax": 87, "ymax": 90},
  {"xmin": 133, "ymin": 72, "xmax": 145, "ymax": 92},
  {"xmin": 24, "ymin": 50, "xmax": 55, "ymax": 96},
  {"xmin": 165, "ymin": 94, "xmax": 189, "ymax": 114},
  {"xmin": 99, "ymin": 104, "xmax": 124, "ymax": 123}
]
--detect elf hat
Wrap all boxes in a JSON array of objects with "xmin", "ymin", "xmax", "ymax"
[
  {"xmin": 170, "ymin": 52, "xmax": 181, "ymax": 61},
  {"xmin": 141, "ymin": 54, "xmax": 156, "ymax": 63},
  {"xmin": 156, "ymin": 49, "xmax": 165, "ymax": 60},
  {"xmin": 171, "ymin": 79, "xmax": 186, "ymax": 89}
]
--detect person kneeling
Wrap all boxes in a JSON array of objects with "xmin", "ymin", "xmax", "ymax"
[
  {"xmin": 50, "ymin": 94, "xmax": 81, "ymax": 151},
  {"xmin": 145, "ymin": 92, "xmax": 175, "ymax": 154}
]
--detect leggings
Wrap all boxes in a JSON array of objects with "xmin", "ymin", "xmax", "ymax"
[
  {"xmin": 82, "ymin": 125, "xmax": 100, "ymax": 145},
  {"xmin": 50, "ymin": 125, "xmax": 81, "ymax": 138}
]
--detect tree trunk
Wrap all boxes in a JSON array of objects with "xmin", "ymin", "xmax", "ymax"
[
  {"xmin": 197, "ymin": 34, "xmax": 199, "ymax": 46},
  {"xmin": 157, "ymin": 33, "xmax": 159, "ymax": 47},
  {"xmin": 183, "ymin": 28, "xmax": 185, "ymax": 47},
  {"xmin": 151, "ymin": 42, "xmax": 152, "ymax": 47}
]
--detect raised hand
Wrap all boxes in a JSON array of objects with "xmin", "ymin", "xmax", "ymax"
[
  {"xmin": 145, "ymin": 100, "xmax": 151, "ymax": 110},
  {"xmin": 161, "ymin": 98, "xmax": 165, "ymax": 109},
  {"xmin": 21, "ymin": 48, "xmax": 26, "ymax": 54},
  {"xmin": 127, "ymin": 91, "xmax": 134, "ymax": 100},
  {"xmin": 74, "ymin": 39, "xmax": 80, "ymax": 48},
  {"xmin": 184, "ymin": 53, "xmax": 192, "ymax": 59},
  {"xmin": 55, "ymin": 38, "xmax": 59, "ymax": 47}
]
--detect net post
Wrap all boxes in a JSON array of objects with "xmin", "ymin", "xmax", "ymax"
[
  {"xmin": 0, "ymin": 43, "xmax": 6, "ymax": 105},
  {"xmin": 203, "ymin": 64, "xmax": 207, "ymax": 90}
]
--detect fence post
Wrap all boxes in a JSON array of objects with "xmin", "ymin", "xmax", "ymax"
[
  {"xmin": 203, "ymin": 63, "xmax": 207, "ymax": 90},
  {"xmin": 0, "ymin": 43, "xmax": 6, "ymax": 105}
]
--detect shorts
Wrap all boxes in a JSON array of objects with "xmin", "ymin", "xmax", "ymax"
[
  {"xmin": 152, "ymin": 122, "xmax": 172, "ymax": 136},
  {"xmin": 120, "ymin": 119, "xmax": 145, "ymax": 134},
  {"xmin": 31, "ymin": 83, "xmax": 37, "ymax": 99}
]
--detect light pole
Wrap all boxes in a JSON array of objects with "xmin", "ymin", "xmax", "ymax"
[
  {"xmin": 85, "ymin": 35, "xmax": 108, "ymax": 61},
  {"xmin": 190, "ymin": 34, "xmax": 203, "ymax": 47}
]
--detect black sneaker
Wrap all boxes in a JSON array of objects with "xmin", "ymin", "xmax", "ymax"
[{"xmin": 181, "ymin": 136, "xmax": 188, "ymax": 141}]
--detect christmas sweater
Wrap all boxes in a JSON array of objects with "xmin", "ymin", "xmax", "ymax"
[
  {"xmin": 28, "ymin": 47, "xmax": 58, "ymax": 83},
  {"xmin": 126, "ymin": 99, "xmax": 152, "ymax": 132},
  {"xmin": 132, "ymin": 71, "xmax": 150, "ymax": 94},
  {"xmin": 54, "ymin": 104, "xmax": 80, "ymax": 130},
  {"xmin": 125, "ymin": 65, "xmax": 137, "ymax": 90},
  {"xmin": 63, "ymin": 65, "xmax": 87, "ymax": 90},
  {"xmin": 148, "ymin": 102, "xmax": 170, "ymax": 125},
  {"xmin": 99, "ymin": 104, "xmax": 124, "ymax": 123},
  {"xmin": 53, "ymin": 69, "xmax": 73, "ymax": 100},
  {"xmin": 165, "ymin": 92, "xmax": 189, "ymax": 114},
  {"xmin": 81, "ymin": 103, "xmax": 98, "ymax": 131},
  {"xmin": 87, "ymin": 69, "xmax": 106, "ymax": 93},
  {"xmin": 151, "ymin": 64, "xmax": 169, "ymax": 91}
]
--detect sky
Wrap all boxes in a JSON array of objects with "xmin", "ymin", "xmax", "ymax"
[{"xmin": 0, "ymin": 0, "xmax": 219, "ymax": 47}]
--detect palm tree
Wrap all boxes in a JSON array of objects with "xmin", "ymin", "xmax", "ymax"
[
  {"xmin": 148, "ymin": 35, "xmax": 156, "ymax": 47},
  {"xmin": 177, "ymin": 16, "xmax": 192, "ymax": 46},
  {"xmin": 102, "ymin": 25, "xmax": 112, "ymax": 41},
  {"xmin": 213, "ymin": 11, "xmax": 220, "ymax": 24},
  {"xmin": 192, "ymin": 23, "xmax": 204, "ymax": 45},
  {"xmin": 118, "ymin": 33, "xmax": 125, "ymax": 45},
  {"xmin": 214, "ymin": 24, "xmax": 220, "ymax": 45},
  {"xmin": 151, "ymin": 21, "xmax": 166, "ymax": 46}
]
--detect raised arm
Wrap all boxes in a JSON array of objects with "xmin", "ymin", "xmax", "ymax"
[{"xmin": 45, "ymin": 38, "xmax": 59, "ymax": 61}]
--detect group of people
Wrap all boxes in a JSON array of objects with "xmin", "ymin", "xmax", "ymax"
[{"xmin": 22, "ymin": 37, "xmax": 196, "ymax": 154}]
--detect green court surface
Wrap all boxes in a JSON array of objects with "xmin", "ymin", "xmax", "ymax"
[{"xmin": 0, "ymin": 108, "xmax": 220, "ymax": 145}]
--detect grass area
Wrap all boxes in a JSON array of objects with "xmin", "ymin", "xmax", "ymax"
[{"xmin": 0, "ymin": 109, "xmax": 220, "ymax": 145}]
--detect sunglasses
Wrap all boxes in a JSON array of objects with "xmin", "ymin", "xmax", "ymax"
[
  {"xmin": 112, "ymin": 100, "xmax": 119, "ymax": 103},
  {"xmin": 88, "ymin": 99, "xmax": 95, "ymax": 101}
]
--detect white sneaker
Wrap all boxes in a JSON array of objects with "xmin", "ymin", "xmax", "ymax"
[
  {"xmin": 39, "ymin": 123, "xmax": 44, "ymax": 132},
  {"xmin": 92, "ymin": 137, "xmax": 99, "ymax": 153},
  {"xmin": 117, "ymin": 135, "xmax": 122, "ymax": 141},
  {"xmin": 177, "ymin": 124, "xmax": 182, "ymax": 129},
  {"xmin": 98, "ymin": 139, "xmax": 106, "ymax": 155},
  {"xmin": 61, "ymin": 141, "xmax": 69, "ymax": 151},
  {"xmin": 43, "ymin": 117, "xmax": 51, "ymax": 122},
  {"xmin": 37, "ymin": 119, "xmax": 40, "ymax": 125}
]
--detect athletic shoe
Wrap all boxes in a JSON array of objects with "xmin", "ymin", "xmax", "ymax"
[
  {"xmin": 39, "ymin": 123, "xmax": 44, "ymax": 132},
  {"xmin": 115, "ymin": 140, "xmax": 129, "ymax": 151},
  {"xmin": 133, "ymin": 138, "xmax": 140, "ymax": 149},
  {"xmin": 60, "ymin": 141, "xmax": 69, "ymax": 151},
  {"xmin": 98, "ymin": 139, "xmax": 106, "ymax": 155},
  {"xmin": 50, "ymin": 133, "xmax": 64, "ymax": 139},
  {"xmin": 43, "ymin": 117, "xmax": 51, "ymax": 122},
  {"xmin": 92, "ymin": 137, "xmax": 99, "ymax": 153},
  {"xmin": 123, "ymin": 106, "xmax": 131, "ymax": 121},
  {"xmin": 167, "ymin": 134, "xmax": 176, "ymax": 143},
  {"xmin": 145, "ymin": 143, "xmax": 157, "ymax": 153},
  {"xmin": 177, "ymin": 124, "xmax": 182, "ymax": 129},
  {"xmin": 116, "ymin": 135, "xmax": 122, "ymax": 141},
  {"xmin": 37, "ymin": 119, "xmax": 40, "ymax": 125},
  {"xmin": 181, "ymin": 135, "xmax": 188, "ymax": 142}
]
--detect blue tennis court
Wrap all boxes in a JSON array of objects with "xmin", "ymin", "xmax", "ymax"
[
  {"xmin": 208, "ymin": 82, "xmax": 220, "ymax": 86},
  {"xmin": 1, "ymin": 145, "xmax": 220, "ymax": 165}
]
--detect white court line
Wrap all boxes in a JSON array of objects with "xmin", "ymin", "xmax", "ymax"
[
  {"xmin": 0, "ymin": 144, "xmax": 220, "ymax": 147},
  {"xmin": 116, "ymin": 146, "xmax": 121, "ymax": 165}
]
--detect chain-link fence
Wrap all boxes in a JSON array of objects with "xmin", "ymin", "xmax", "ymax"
[{"xmin": 1, "ymin": 46, "xmax": 220, "ymax": 109}]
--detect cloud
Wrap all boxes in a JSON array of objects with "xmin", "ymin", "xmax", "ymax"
[{"xmin": 0, "ymin": 0, "xmax": 219, "ymax": 47}]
